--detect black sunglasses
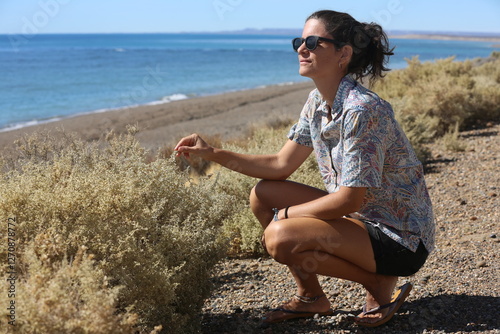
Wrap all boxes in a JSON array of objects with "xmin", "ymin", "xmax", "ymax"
[{"xmin": 292, "ymin": 36, "xmax": 344, "ymax": 52}]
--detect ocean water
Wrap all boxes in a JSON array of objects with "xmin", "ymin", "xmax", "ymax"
[{"xmin": 0, "ymin": 33, "xmax": 498, "ymax": 132}]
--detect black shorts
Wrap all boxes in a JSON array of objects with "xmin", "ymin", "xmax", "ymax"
[{"xmin": 364, "ymin": 222, "xmax": 429, "ymax": 276}]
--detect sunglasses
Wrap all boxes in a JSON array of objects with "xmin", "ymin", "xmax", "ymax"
[{"xmin": 292, "ymin": 36, "xmax": 344, "ymax": 52}]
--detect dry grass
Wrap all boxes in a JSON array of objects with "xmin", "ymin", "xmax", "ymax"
[
  {"xmin": 373, "ymin": 52, "xmax": 500, "ymax": 159},
  {"xmin": 0, "ymin": 127, "xmax": 237, "ymax": 333}
]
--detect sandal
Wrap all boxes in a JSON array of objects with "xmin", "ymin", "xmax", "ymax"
[
  {"xmin": 262, "ymin": 294, "xmax": 334, "ymax": 324},
  {"xmin": 355, "ymin": 282, "xmax": 413, "ymax": 327}
]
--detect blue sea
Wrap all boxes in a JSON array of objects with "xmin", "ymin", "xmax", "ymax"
[{"xmin": 0, "ymin": 33, "xmax": 498, "ymax": 132}]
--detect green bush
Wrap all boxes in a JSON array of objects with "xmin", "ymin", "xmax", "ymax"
[{"xmin": 0, "ymin": 128, "xmax": 236, "ymax": 333}]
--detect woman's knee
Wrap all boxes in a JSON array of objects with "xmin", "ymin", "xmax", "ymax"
[
  {"xmin": 249, "ymin": 179, "xmax": 276, "ymax": 212},
  {"xmin": 263, "ymin": 222, "xmax": 295, "ymax": 264},
  {"xmin": 250, "ymin": 179, "xmax": 271, "ymax": 201},
  {"xmin": 249, "ymin": 184, "xmax": 259, "ymax": 209}
]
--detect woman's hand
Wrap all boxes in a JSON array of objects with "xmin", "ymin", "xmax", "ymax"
[
  {"xmin": 174, "ymin": 136, "xmax": 313, "ymax": 180},
  {"xmin": 174, "ymin": 133, "xmax": 214, "ymax": 160}
]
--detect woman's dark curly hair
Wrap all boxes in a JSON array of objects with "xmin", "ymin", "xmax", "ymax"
[{"xmin": 307, "ymin": 10, "xmax": 394, "ymax": 83}]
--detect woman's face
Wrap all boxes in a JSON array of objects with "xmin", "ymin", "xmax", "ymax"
[{"xmin": 297, "ymin": 19, "xmax": 343, "ymax": 80}]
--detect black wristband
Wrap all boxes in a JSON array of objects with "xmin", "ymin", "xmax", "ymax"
[{"xmin": 284, "ymin": 206, "xmax": 290, "ymax": 219}]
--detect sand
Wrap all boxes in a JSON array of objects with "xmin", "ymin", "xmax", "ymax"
[{"xmin": 0, "ymin": 81, "xmax": 316, "ymax": 153}]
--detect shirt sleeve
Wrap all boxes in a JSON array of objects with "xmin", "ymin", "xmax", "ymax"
[
  {"xmin": 287, "ymin": 91, "xmax": 316, "ymax": 148},
  {"xmin": 340, "ymin": 107, "xmax": 387, "ymax": 188}
]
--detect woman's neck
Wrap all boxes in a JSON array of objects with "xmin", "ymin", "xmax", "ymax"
[{"xmin": 313, "ymin": 74, "xmax": 344, "ymax": 108}]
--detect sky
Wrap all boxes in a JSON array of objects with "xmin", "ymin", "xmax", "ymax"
[{"xmin": 0, "ymin": 0, "xmax": 499, "ymax": 35}]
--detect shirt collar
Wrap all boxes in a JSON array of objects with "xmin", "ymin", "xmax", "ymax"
[{"xmin": 332, "ymin": 75, "xmax": 356, "ymax": 113}]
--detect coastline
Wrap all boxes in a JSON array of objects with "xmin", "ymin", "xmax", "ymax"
[
  {"xmin": 389, "ymin": 33, "xmax": 500, "ymax": 43},
  {"xmin": 0, "ymin": 81, "xmax": 316, "ymax": 152}
]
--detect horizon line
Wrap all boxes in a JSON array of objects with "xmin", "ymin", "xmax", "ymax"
[{"xmin": 1, "ymin": 28, "xmax": 500, "ymax": 37}]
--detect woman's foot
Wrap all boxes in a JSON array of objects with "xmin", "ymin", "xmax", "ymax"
[
  {"xmin": 355, "ymin": 275, "xmax": 398, "ymax": 325},
  {"xmin": 263, "ymin": 294, "xmax": 333, "ymax": 323},
  {"xmin": 355, "ymin": 281, "xmax": 413, "ymax": 327}
]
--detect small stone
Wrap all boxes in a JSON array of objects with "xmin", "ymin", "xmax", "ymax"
[
  {"xmin": 490, "ymin": 234, "xmax": 497, "ymax": 239},
  {"xmin": 488, "ymin": 192, "xmax": 497, "ymax": 197},
  {"xmin": 470, "ymin": 216, "xmax": 478, "ymax": 221},
  {"xmin": 233, "ymin": 307, "xmax": 243, "ymax": 314},
  {"xmin": 331, "ymin": 290, "xmax": 341, "ymax": 297},
  {"xmin": 459, "ymin": 199, "xmax": 467, "ymax": 205},
  {"xmin": 476, "ymin": 261, "xmax": 487, "ymax": 268},
  {"xmin": 420, "ymin": 274, "xmax": 431, "ymax": 284}
]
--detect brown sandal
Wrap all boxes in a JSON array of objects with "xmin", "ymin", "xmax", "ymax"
[{"xmin": 262, "ymin": 294, "xmax": 334, "ymax": 323}]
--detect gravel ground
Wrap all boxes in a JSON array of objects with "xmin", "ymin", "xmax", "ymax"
[{"xmin": 200, "ymin": 123, "xmax": 500, "ymax": 334}]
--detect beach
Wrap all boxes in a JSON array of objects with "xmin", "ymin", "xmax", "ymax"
[{"xmin": 0, "ymin": 81, "xmax": 315, "ymax": 152}]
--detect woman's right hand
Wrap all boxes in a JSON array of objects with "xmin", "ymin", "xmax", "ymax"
[{"xmin": 174, "ymin": 133, "xmax": 214, "ymax": 160}]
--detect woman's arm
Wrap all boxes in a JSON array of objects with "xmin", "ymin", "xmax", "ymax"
[
  {"xmin": 275, "ymin": 186, "xmax": 367, "ymax": 220},
  {"xmin": 174, "ymin": 134, "xmax": 313, "ymax": 180}
]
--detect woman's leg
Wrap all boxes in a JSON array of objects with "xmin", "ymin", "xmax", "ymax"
[
  {"xmin": 264, "ymin": 217, "xmax": 398, "ymax": 320},
  {"xmin": 250, "ymin": 179, "xmax": 328, "ymax": 229},
  {"xmin": 250, "ymin": 180, "xmax": 398, "ymax": 323}
]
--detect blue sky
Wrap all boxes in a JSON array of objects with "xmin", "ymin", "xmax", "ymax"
[{"xmin": 1, "ymin": 0, "xmax": 499, "ymax": 34}]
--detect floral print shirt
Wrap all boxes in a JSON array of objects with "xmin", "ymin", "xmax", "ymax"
[{"xmin": 288, "ymin": 75, "xmax": 435, "ymax": 252}]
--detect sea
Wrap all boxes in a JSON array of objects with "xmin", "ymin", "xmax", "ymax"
[{"xmin": 0, "ymin": 33, "xmax": 498, "ymax": 132}]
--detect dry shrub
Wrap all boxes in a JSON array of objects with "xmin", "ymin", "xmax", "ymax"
[
  {"xmin": 440, "ymin": 122, "xmax": 467, "ymax": 152},
  {"xmin": 373, "ymin": 52, "xmax": 500, "ymax": 159},
  {"xmin": 0, "ymin": 127, "xmax": 236, "ymax": 333},
  {"xmin": 1, "ymin": 244, "xmax": 138, "ymax": 334}
]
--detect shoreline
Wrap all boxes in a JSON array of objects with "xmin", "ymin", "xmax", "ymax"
[
  {"xmin": 389, "ymin": 33, "xmax": 500, "ymax": 43},
  {"xmin": 0, "ymin": 82, "xmax": 304, "ymax": 134},
  {"xmin": 0, "ymin": 81, "xmax": 316, "ymax": 152},
  {"xmin": 0, "ymin": 82, "xmax": 303, "ymax": 135}
]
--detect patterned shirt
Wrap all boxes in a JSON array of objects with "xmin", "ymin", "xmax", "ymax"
[{"xmin": 288, "ymin": 75, "xmax": 435, "ymax": 252}]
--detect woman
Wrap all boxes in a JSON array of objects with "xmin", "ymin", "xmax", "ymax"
[{"xmin": 174, "ymin": 10, "xmax": 434, "ymax": 327}]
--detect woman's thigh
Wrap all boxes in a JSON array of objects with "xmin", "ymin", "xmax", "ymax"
[
  {"xmin": 251, "ymin": 179, "xmax": 328, "ymax": 210},
  {"xmin": 264, "ymin": 217, "xmax": 377, "ymax": 274}
]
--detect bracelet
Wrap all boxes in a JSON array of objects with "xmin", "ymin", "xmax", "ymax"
[{"xmin": 284, "ymin": 206, "xmax": 290, "ymax": 219}]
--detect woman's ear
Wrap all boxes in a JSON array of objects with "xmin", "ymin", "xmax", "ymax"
[{"xmin": 339, "ymin": 45, "xmax": 353, "ymax": 68}]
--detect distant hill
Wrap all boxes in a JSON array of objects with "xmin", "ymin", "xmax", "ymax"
[
  {"xmin": 204, "ymin": 28, "xmax": 500, "ymax": 42},
  {"xmin": 209, "ymin": 28, "xmax": 302, "ymax": 35}
]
